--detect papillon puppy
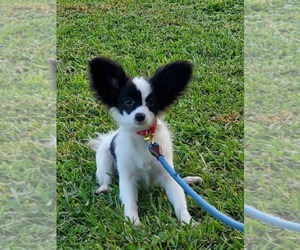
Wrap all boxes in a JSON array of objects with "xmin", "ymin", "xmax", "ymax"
[{"xmin": 88, "ymin": 57, "xmax": 201, "ymax": 225}]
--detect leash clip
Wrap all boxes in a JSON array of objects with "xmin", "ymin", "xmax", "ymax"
[{"xmin": 148, "ymin": 141, "xmax": 163, "ymax": 159}]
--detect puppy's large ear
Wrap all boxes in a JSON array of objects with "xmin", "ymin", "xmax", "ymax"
[
  {"xmin": 89, "ymin": 57, "xmax": 128, "ymax": 107},
  {"xmin": 150, "ymin": 61, "xmax": 193, "ymax": 111}
]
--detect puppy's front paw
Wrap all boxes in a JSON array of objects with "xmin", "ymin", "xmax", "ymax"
[
  {"xmin": 95, "ymin": 184, "xmax": 111, "ymax": 194},
  {"xmin": 125, "ymin": 216, "xmax": 141, "ymax": 226},
  {"xmin": 190, "ymin": 220, "xmax": 200, "ymax": 228},
  {"xmin": 132, "ymin": 218, "xmax": 141, "ymax": 226},
  {"xmin": 183, "ymin": 176, "xmax": 202, "ymax": 186},
  {"xmin": 180, "ymin": 217, "xmax": 199, "ymax": 228}
]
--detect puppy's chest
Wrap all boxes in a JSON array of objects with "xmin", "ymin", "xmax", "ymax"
[
  {"xmin": 127, "ymin": 145, "xmax": 160, "ymax": 186},
  {"xmin": 131, "ymin": 143, "xmax": 156, "ymax": 170},
  {"xmin": 116, "ymin": 138, "xmax": 158, "ymax": 172},
  {"xmin": 114, "ymin": 132, "xmax": 167, "ymax": 180}
]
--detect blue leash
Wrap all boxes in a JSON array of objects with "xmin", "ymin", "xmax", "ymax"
[
  {"xmin": 148, "ymin": 142, "xmax": 300, "ymax": 233},
  {"xmin": 245, "ymin": 205, "xmax": 300, "ymax": 232},
  {"xmin": 148, "ymin": 142, "xmax": 244, "ymax": 232}
]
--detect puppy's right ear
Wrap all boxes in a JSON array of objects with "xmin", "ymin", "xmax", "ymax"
[{"xmin": 89, "ymin": 57, "xmax": 128, "ymax": 107}]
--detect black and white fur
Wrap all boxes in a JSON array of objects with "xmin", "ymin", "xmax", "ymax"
[{"xmin": 89, "ymin": 57, "xmax": 201, "ymax": 225}]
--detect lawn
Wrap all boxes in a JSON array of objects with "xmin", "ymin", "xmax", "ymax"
[
  {"xmin": 57, "ymin": 0, "xmax": 244, "ymax": 249},
  {"xmin": 0, "ymin": 0, "xmax": 56, "ymax": 249},
  {"xmin": 244, "ymin": 0, "xmax": 300, "ymax": 249}
]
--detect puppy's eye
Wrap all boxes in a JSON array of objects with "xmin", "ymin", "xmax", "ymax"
[
  {"xmin": 147, "ymin": 98, "xmax": 156, "ymax": 107},
  {"xmin": 125, "ymin": 98, "xmax": 134, "ymax": 106}
]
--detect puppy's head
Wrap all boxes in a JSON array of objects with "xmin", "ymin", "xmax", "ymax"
[{"xmin": 89, "ymin": 57, "xmax": 193, "ymax": 130}]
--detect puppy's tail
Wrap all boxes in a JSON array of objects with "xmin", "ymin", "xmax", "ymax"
[
  {"xmin": 87, "ymin": 133, "xmax": 103, "ymax": 151},
  {"xmin": 87, "ymin": 131, "xmax": 116, "ymax": 151}
]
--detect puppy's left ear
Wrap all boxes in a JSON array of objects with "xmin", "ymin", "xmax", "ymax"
[{"xmin": 150, "ymin": 61, "xmax": 193, "ymax": 110}]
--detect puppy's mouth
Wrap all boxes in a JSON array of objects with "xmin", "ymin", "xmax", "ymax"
[
  {"xmin": 134, "ymin": 120, "xmax": 151, "ymax": 129},
  {"xmin": 132, "ymin": 112, "xmax": 156, "ymax": 131}
]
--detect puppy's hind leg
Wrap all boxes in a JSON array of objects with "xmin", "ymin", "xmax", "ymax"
[
  {"xmin": 183, "ymin": 176, "xmax": 202, "ymax": 186},
  {"xmin": 95, "ymin": 142, "xmax": 114, "ymax": 194}
]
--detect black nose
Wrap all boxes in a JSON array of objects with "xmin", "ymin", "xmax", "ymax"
[{"xmin": 135, "ymin": 113, "xmax": 145, "ymax": 122}]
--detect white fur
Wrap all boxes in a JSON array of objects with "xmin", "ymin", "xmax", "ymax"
[
  {"xmin": 91, "ymin": 119, "xmax": 196, "ymax": 225},
  {"xmin": 132, "ymin": 77, "xmax": 152, "ymax": 104},
  {"xmin": 112, "ymin": 105, "xmax": 155, "ymax": 132}
]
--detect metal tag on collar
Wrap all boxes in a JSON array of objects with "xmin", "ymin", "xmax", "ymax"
[{"xmin": 144, "ymin": 131, "xmax": 155, "ymax": 144}]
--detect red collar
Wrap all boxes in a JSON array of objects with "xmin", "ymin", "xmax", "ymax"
[{"xmin": 136, "ymin": 122, "xmax": 157, "ymax": 138}]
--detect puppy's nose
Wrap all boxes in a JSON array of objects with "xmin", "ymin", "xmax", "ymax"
[{"xmin": 135, "ymin": 113, "xmax": 145, "ymax": 122}]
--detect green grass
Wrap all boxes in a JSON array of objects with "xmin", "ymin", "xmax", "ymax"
[
  {"xmin": 245, "ymin": 0, "xmax": 300, "ymax": 248},
  {"xmin": 57, "ymin": 0, "xmax": 243, "ymax": 248},
  {"xmin": 0, "ymin": 0, "xmax": 56, "ymax": 249}
]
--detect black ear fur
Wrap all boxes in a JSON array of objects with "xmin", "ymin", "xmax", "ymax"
[
  {"xmin": 150, "ymin": 61, "xmax": 193, "ymax": 111},
  {"xmin": 89, "ymin": 57, "xmax": 128, "ymax": 107}
]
